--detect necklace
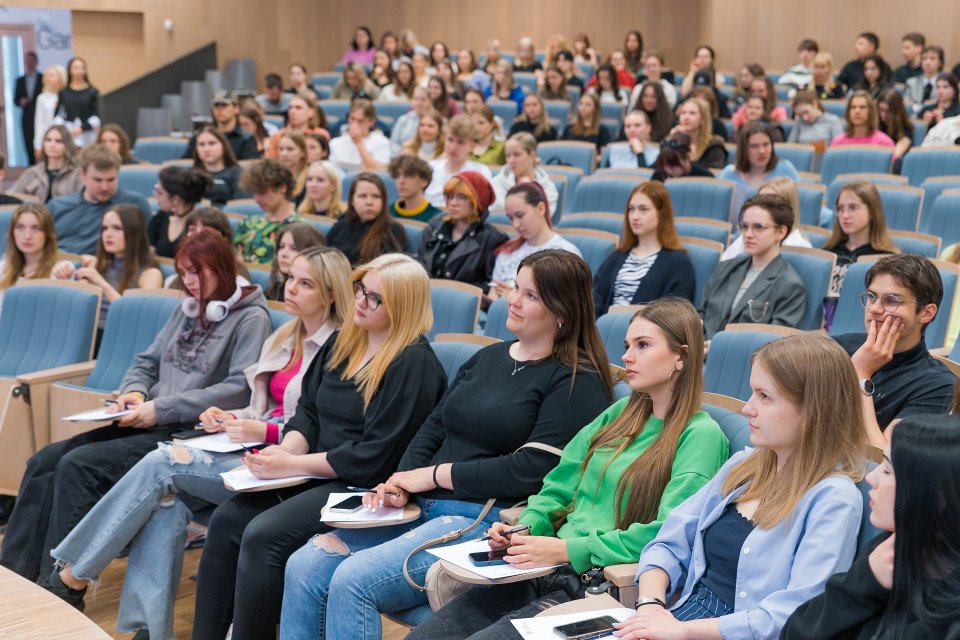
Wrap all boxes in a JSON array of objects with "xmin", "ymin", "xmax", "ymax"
[{"xmin": 512, "ymin": 358, "xmax": 535, "ymax": 376}]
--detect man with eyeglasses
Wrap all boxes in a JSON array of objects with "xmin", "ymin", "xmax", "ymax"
[{"xmin": 833, "ymin": 254, "xmax": 955, "ymax": 448}]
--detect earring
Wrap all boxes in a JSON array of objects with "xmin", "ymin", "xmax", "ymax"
[
  {"xmin": 557, "ymin": 321, "xmax": 563, "ymax": 329},
  {"xmin": 668, "ymin": 365, "xmax": 680, "ymax": 380}
]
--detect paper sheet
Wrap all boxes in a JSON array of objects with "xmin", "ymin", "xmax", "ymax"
[
  {"xmin": 320, "ymin": 492, "xmax": 406, "ymax": 523},
  {"xmin": 510, "ymin": 607, "xmax": 635, "ymax": 640},
  {"xmin": 63, "ymin": 407, "xmax": 132, "ymax": 422},
  {"xmin": 220, "ymin": 467, "xmax": 322, "ymax": 491},
  {"xmin": 425, "ymin": 538, "xmax": 564, "ymax": 580},
  {"xmin": 175, "ymin": 432, "xmax": 263, "ymax": 453}
]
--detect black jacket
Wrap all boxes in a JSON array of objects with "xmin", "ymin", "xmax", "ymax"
[
  {"xmin": 184, "ymin": 123, "xmax": 259, "ymax": 161},
  {"xmin": 14, "ymin": 71, "xmax": 42, "ymax": 118},
  {"xmin": 781, "ymin": 532, "xmax": 960, "ymax": 640},
  {"xmin": 593, "ymin": 247, "xmax": 696, "ymax": 315},
  {"xmin": 417, "ymin": 215, "xmax": 508, "ymax": 290}
]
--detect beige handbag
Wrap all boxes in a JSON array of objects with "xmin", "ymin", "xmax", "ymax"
[{"xmin": 401, "ymin": 442, "xmax": 564, "ymax": 611}]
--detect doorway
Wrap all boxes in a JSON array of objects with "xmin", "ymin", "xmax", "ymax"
[{"xmin": 0, "ymin": 23, "xmax": 38, "ymax": 169}]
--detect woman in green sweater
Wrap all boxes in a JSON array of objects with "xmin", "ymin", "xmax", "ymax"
[{"xmin": 406, "ymin": 297, "xmax": 729, "ymax": 639}]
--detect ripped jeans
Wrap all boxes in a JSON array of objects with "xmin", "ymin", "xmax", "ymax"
[
  {"xmin": 50, "ymin": 443, "xmax": 240, "ymax": 640},
  {"xmin": 281, "ymin": 498, "xmax": 501, "ymax": 640}
]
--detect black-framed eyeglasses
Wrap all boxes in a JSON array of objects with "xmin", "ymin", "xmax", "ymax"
[
  {"xmin": 353, "ymin": 281, "xmax": 384, "ymax": 311},
  {"xmin": 858, "ymin": 291, "xmax": 914, "ymax": 313}
]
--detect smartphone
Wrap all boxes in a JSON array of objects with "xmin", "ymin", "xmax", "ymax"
[
  {"xmin": 552, "ymin": 615, "xmax": 617, "ymax": 640},
  {"xmin": 328, "ymin": 495, "xmax": 366, "ymax": 514},
  {"xmin": 468, "ymin": 549, "xmax": 509, "ymax": 567},
  {"xmin": 172, "ymin": 429, "xmax": 213, "ymax": 440}
]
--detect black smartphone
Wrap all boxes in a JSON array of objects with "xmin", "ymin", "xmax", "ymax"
[
  {"xmin": 468, "ymin": 549, "xmax": 509, "ymax": 567},
  {"xmin": 329, "ymin": 495, "xmax": 366, "ymax": 513},
  {"xmin": 552, "ymin": 615, "xmax": 618, "ymax": 640},
  {"xmin": 171, "ymin": 429, "xmax": 212, "ymax": 440}
]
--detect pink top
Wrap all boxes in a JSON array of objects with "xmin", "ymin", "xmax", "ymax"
[
  {"xmin": 342, "ymin": 48, "xmax": 376, "ymax": 66},
  {"xmin": 732, "ymin": 104, "xmax": 789, "ymax": 129},
  {"xmin": 268, "ymin": 356, "xmax": 303, "ymax": 419},
  {"xmin": 830, "ymin": 131, "xmax": 895, "ymax": 147}
]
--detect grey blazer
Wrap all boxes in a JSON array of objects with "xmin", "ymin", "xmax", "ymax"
[{"xmin": 700, "ymin": 254, "xmax": 806, "ymax": 339}]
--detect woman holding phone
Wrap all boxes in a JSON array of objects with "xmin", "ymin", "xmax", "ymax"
[
  {"xmin": 280, "ymin": 249, "xmax": 614, "ymax": 640},
  {"xmin": 40, "ymin": 247, "xmax": 351, "ymax": 640},
  {"xmin": 405, "ymin": 298, "xmax": 729, "ymax": 639}
]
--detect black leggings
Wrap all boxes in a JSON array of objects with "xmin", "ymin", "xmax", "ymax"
[{"xmin": 191, "ymin": 480, "xmax": 348, "ymax": 640}]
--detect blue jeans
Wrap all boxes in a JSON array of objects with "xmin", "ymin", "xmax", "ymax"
[
  {"xmin": 281, "ymin": 498, "xmax": 501, "ymax": 640},
  {"xmin": 51, "ymin": 443, "xmax": 239, "ymax": 640}
]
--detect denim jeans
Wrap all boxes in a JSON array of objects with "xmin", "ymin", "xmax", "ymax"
[
  {"xmin": 405, "ymin": 566, "xmax": 587, "ymax": 640},
  {"xmin": 51, "ymin": 444, "xmax": 239, "ymax": 640},
  {"xmin": 280, "ymin": 498, "xmax": 501, "ymax": 640},
  {"xmin": 0, "ymin": 422, "xmax": 177, "ymax": 581}
]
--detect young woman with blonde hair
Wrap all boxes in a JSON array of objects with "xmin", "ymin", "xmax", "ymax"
[
  {"xmin": 12, "ymin": 124, "xmax": 82, "ymax": 201},
  {"xmin": 671, "ymin": 97, "xmax": 726, "ymax": 168},
  {"xmin": 43, "ymin": 246, "xmax": 352, "ymax": 640},
  {"xmin": 406, "ymin": 298, "xmax": 729, "ymax": 639},
  {"xmin": 821, "ymin": 181, "xmax": 899, "ymax": 329},
  {"xmin": 616, "ymin": 332, "xmax": 867, "ymax": 640},
  {"xmin": 402, "ymin": 108, "xmax": 445, "ymax": 161},
  {"xmin": 282, "ymin": 249, "xmax": 615, "ymax": 640},
  {"xmin": 191, "ymin": 252, "xmax": 448, "ymax": 640},
  {"xmin": 297, "ymin": 160, "xmax": 345, "ymax": 218}
]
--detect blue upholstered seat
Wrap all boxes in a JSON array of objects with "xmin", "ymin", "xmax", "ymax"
[
  {"xmin": 665, "ymin": 178, "xmax": 735, "ymax": 223},
  {"xmin": 428, "ymin": 282, "xmax": 481, "ymax": 340},
  {"xmin": 133, "ymin": 137, "xmax": 189, "ymax": 164}
]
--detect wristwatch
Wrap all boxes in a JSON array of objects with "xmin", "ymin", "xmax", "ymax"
[
  {"xmin": 859, "ymin": 378, "xmax": 875, "ymax": 396},
  {"xmin": 634, "ymin": 596, "xmax": 666, "ymax": 610}
]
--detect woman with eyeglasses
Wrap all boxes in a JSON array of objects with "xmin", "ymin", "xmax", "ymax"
[
  {"xmin": 821, "ymin": 181, "xmax": 898, "ymax": 330},
  {"xmin": 416, "ymin": 172, "xmax": 507, "ymax": 289},
  {"xmin": 189, "ymin": 253, "xmax": 448, "ymax": 640},
  {"xmin": 700, "ymin": 194, "xmax": 806, "ymax": 338}
]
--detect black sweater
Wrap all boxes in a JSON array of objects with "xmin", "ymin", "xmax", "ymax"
[
  {"xmin": 593, "ymin": 247, "xmax": 696, "ymax": 314},
  {"xmin": 284, "ymin": 335, "xmax": 447, "ymax": 489},
  {"xmin": 398, "ymin": 341, "xmax": 611, "ymax": 507},
  {"xmin": 56, "ymin": 86, "xmax": 100, "ymax": 130},
  {"xmin": 326, "ymin": 215, "xmax": 408, "ymax": 265},
  {"xmin": 781, "ymin": 533, "xmax": 960, "ymax": 640}
]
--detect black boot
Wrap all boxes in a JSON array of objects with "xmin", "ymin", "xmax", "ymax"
[{"xmin": 38, "ymin": 569, "xmax": 87, "ymax": 611}]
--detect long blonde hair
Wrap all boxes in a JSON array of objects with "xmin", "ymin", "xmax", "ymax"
[
  {"xmin": 0, "ymin": 203, "xmax": 59, "ymax": 289},
  {"xmin": 758, "ymin": 177, "xmax": 801, "ymax": 237},
  {"xmin": 326, "ymin": 254, "xmax": 433, "ymax": 408},
  {"xmin": 822, "ymin": 181, "xmax": 899, "ymax": 253},
  {"xmin": 722, "ymin": 334, "xmax": 867, "ymax": 528},
  {"xmin": 297, "ymin": 160, "xmax": 345, "ymax": 218},
  {"xmin": 687, "ymin": 97, "xmax": 714, "ymax": 162},
  {"xmin": 271, "ymin": 247, "xmax": 353, "ymax": 370},
  {"xmin": 580, "ymin": 298, "xmax": 705, "ymax": 528}
]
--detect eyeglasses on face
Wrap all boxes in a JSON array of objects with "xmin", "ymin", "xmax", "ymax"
[
  {"xmin": 858, "ymin": 291, "xmax": 914, "ymax": 313},
  {"xmin": 353, "ymin": 281, "xmax": 384, "ymax": 311},
  {"xmin": 444, "ymin": 192, "xmax": 470, "ymax": 204},
  {"xmin": 739, "ymin": 222, "xmax": 777, "ymax": 234}
]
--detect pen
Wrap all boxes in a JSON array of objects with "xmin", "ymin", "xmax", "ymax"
[
  {"xmin": 193, "ymin": 418, "xmax": 225, "ymax": 430},
  {"xmin": 102, "ymin": 399, "xmax": 118, "ymax": 405},
  {"xmin": 240, "ymin": 444, "xmax": 260, "ymax": 455},
  {"xmin": 346, "ymin": 486, "xmax": 402, "ymax": 498},
  {"xmin": 480, "ymin": 524, "xmax": 529, "ymax": 541}
]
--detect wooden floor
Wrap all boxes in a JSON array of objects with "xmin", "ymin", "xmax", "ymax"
[{"xmin": 2, "ymin": 537, "xmax": 407, "ymax": 639}]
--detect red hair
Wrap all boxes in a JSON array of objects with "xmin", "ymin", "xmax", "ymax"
[{"xmin": 175, "ymin": 229, "xmax": 238, "ymax": 318}]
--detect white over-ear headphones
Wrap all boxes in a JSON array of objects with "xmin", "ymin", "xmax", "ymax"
[{"xmin": 182, "ymin": 285, "xmax": 243, "ymax": 323}]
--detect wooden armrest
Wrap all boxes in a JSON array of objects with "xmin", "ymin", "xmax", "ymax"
[
  {"xmin": 929, "ymin": 346, "xmax": 949, "ymax": 357},
  {"xmin": 16, "ymin": 361, "xmax": 96, "ymax": 385},
  {"xmin": 603, "ymin": 563, "xmax": 639, "ymax": 587},
  {"xmin": 499, "ymin": 507, "xmax": 524, "ymax": 525}
]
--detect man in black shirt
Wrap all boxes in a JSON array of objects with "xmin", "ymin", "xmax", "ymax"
[
  {"xmin": 892, "ymin": 32, "xmax": 925, "ymax": 85},
  {"xmin": 837, "ymin": 32, "xmax": 879, "ymax": 93},
  {"xmin": 833, "ymin": 254, "xmax": 955, "ymax": 448},
  {"xmin": 182, "ymin": 91, "xmax": 259, "ymax": 161}
]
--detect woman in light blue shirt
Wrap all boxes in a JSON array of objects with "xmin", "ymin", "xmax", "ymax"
[
  {"xmin": 614, "ymin": 333, "xmax": 867, "ymax": 640},
  {"xmin": 718, "ymin": 122, "xmax": 799, "ymax": 224}
]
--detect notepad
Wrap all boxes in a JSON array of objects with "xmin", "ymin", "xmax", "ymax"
[
  {"xmin": 175, "ymin": 432, "xmax": 263, "ymax": 453},
  {"xmin": 220, "ymin": 467, "xmax": 324, "ymax": 491},
  {"xmin": 425, "ymin": 538, "xmax": 565, "ymax": 580},
  {"xmin": 63, "ymin": 407, "xmax": 132, "ymax": 422},
  {"xmin": 510, "ymin": 607, "xmax": 635, "ymax": 640},
  {"xmin": 320, "ymin": 492, "xmax": 405, "ymax": 523}
]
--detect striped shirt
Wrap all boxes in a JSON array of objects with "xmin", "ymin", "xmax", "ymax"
[{"xmin": 612, "ymin": 251, "xmax": 659, "ymax": 306}]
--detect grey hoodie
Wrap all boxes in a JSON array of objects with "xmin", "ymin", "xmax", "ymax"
[{"xmin": 119, "ymin": 285, "xmax": 272, "ymax": 425}]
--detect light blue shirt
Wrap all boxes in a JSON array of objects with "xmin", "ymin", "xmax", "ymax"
[
  {"xmin": 718, "ymin": 160, "xmax": 800, "ymax": 224},
  {"xmin": 607, "ymin": 142, "xmax": 659, "ymax": 169},
  {"xmin": 636, "ymin": 450, "xmax": 862, "ymax": 640}
]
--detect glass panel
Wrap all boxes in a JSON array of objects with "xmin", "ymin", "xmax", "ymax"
[{"xmin": 2, "ymin": 35, "xmax": 28, "ymax": 167}]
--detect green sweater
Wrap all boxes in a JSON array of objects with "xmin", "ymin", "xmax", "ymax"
[{"xmin": 518, "ymin": 397, "xmax": 729, "ymax": 573}]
